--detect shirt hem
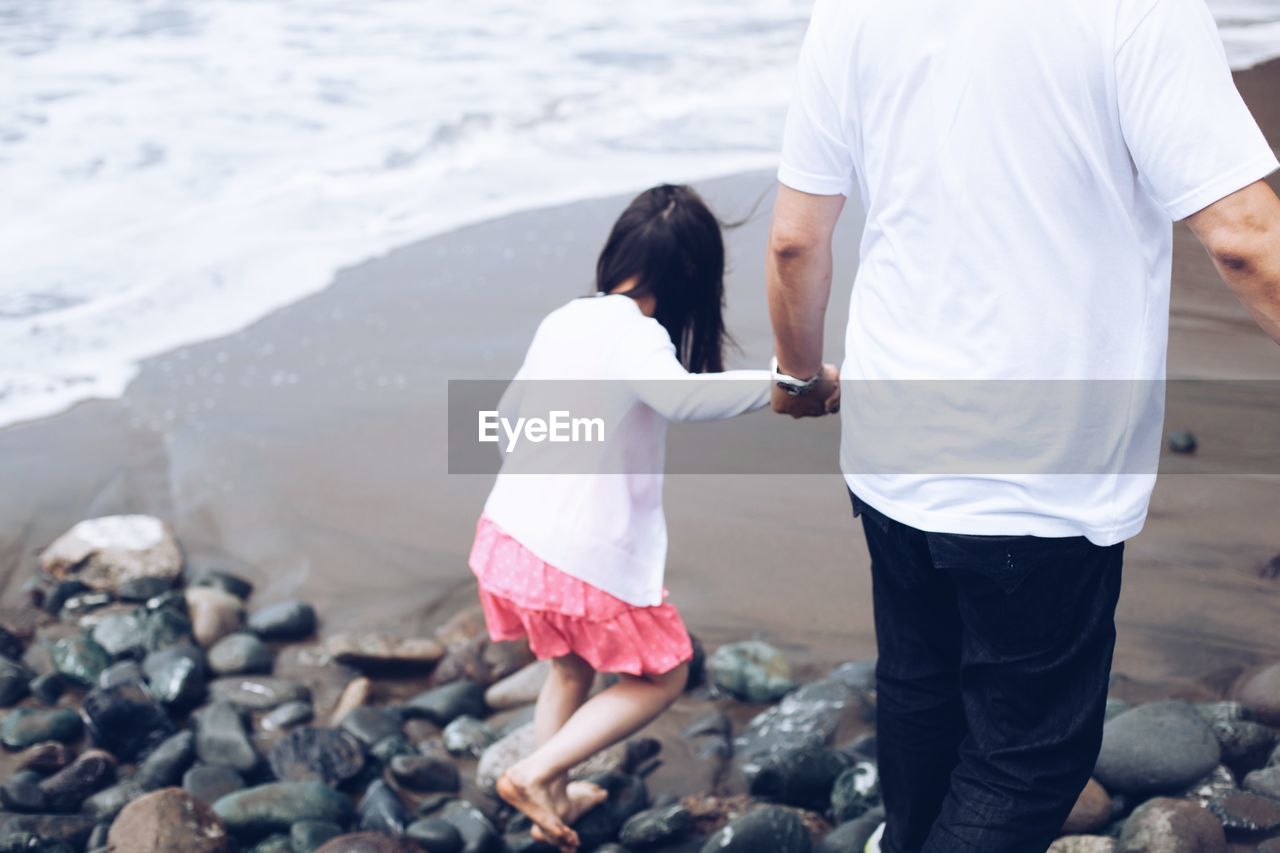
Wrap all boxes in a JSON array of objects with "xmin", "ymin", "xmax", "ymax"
[
  {"xmin": 1162, "ymin": 154, "xmax": 1280, "ymax": 221},
  {"xmin": 777, "ymin": 163, "xmax": 852, "ymax": 197}
]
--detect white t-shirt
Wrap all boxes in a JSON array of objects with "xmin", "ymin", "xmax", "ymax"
[
  {"xmin": 483, "ymin": 294, "xmax": 770, "ymax": 606},
  {"xmin": 779, "ymin": 0, "xmax": 1278, "ymax": 544}
]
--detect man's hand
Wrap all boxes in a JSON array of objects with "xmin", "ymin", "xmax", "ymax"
[{"xmin": 772, "ymin": 363, "xmax": 840, "ymax": 418}]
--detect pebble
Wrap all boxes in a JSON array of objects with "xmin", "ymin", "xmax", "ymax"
[
  {"xmin": 828, "ymin": 659, "xmax": 877, "ymax": 692},
  {"xmin": 212, "ymin": 781, "xmax": 355, "ymax": 837},
  {"xmin": 263, "ymin": 699, "xmax": 315, "ymax": 731},
  {"xmin": 291, "ymin": 820, "xmax": 343, "ymax": 853},
  {"xmin": 1207, "ymin": 789, "xmax": 1280, "ymax": 835},
  {"xmin": 745, "ymin": 740, "xmax": 852, "ymax": 810},
  {"xmin": 185, "ymin": 587, "xmax": 246, "ymax": 648},
  {"xmin": 0, "ymin": 656, "xmax": 33, "ymax": 706},
  {"xmin": 476, "ymin": 721, "xmax": 626, "ymax": 793},
  {"xmin": 98, "ymin": 659, "xmax": 145, "ymax": 689},
  {"xmin": 619, "ymin": 803, "xmax": 694, "ymax": 849},
  {"xmin": 39, "ymin": 515, "xmax": 183, "ymax": 593},
  {"xmin": 816, "ymin": 808, "xmax": 885, "ymax": 853},
  {"xmin": 406, "ymin": 817, "xmax": 464, "ymax": 853},
  {"xmin": 330, "ymin": 675, "xmax": 373, "ymax": 724},
  {"xmin": 142, "ymin": 604, "xmax": 194, "ymax": 652},
  {"xmin": 1244, "ymin": 765, "xmax": 1280, "ymax": 799},
  {"xmin": 0, "ymin": 813, "xmax": 97, "ymax": 849},
  {"xmin": 208, "ymin": 632, "xmax": 273, "ymax": 675},
  {"xmin": 143, "ymin": 642, "xmax": 207, "ymax": 707},
  {"xmin": 189, "ymin": 568, "xmax": 255, "ymax": 600},
  {"xmin": 831, "ymin": 762, "xmax": 880, "ymax": 824},
  {"xmin": 38, "ymin": 748, "xmax": 117, "ymax": 812},
  {"xmin": 16, "ymin": 740, "xmax": 74, "ymax": 772},
  {"xmin": 1233, "ymin": 662, "xmax": 1280, "ymax": 726},
  {"xmin": 315, "ymin": 834, "xmax": 424, "ymax": 853},
  {"xmin": 82, "ymin": 779, "xmax": 145, "ymax": 821},
  {"xmin": 0, "ymin": 773, "xmax": 47, "ymax": 813},
  {"xmin": 735, "ymin": 677, "xmax": 861, "ymax": 765},
  {"xmin": 338, "ymin": 705, "xmax": 403, "ymax": 746},
  {"xmin": 248, "ymin": 600, "xmax": 317, "ymax": 640},
  {"xmin": 708, "ymin": 640, "xmax": 796, "ymax": 703},
  {"xmin": 0, "ymin": 625, "xmax": 24, "ymax": 660},
  {"xmin": 402, "ymin": 679, "xmax": 487, "ymax": 726},
  {"xmin": 684, "ymin": 711, "xmax": 732, "ymax": 740},
  {"xmin": 442, "ymin": 715, "xmax": 498, "ymax": 759},
  {"xmin": 1, "ymin": 707, "xmax": 83, "ymax": 750},
  {"xmin": 700, "ymin": 805, "xmax": 812, "ymax": 853},
  {"xmin": 117, "ymin": 574, "xmax": 177, "ymax": 602},
  {"xmin": 89, "ymin": 609, "xmax": 148, "ymax": 659},
  {"xmin": 1185, "ymin": 764, "xmax": 1237, "ymax": 809},
  {"xmin": 1196, "ymin": 701, "xmax": 1251, "ymax": 725},
  {"xmin": 44, "ymin": 579, "xmax": 89, "ymax": 614},
  {"xmin": 1211, "ymin": 719, "xmax": 1277, "ymax": 771},
  {"xmin": 134, "ymin": 730, "xmax": 197, "ymax": 789},
  {"xmin": 483, "ymin": 659, "xmax": 549, "ymax": 711},
  {"xmin": 183, "ymin": 764, "xmax": 245, "ymax": 805},
  {"xmin": 1048, "ymin": 837, "xmax": 1117, "ymax": 853},
  {"xmin": 1168, "ymin": 429, "xmax": 1198, "ymax": 454},
  {"xmin": 195, "ymin": 700, "xmax": 261, "ymax": 772},
  {"xmin": 433, "ymin": 633, "xmax": 533, "ymax": 687},
  {"xmin": 268, "ymin": 726, "xmax": 366, "ymax": 786},
  {"xmin": 106, "ymin": 787, "xmax": 229, "ymax": 853},
  {"xmin": 1117, "ymin": 796, "xmax": 1227, "ymax": 852},
  {"xmin": 324, "ymin": 631, "xmax": 444, "ymax": 669},
  {"xmin": 252, "ymin": 835, "xmax": 294, "ymax": 853},
  {"xmin": 29, "ymin": 671, "xmax": 65, "ymax": 705},
  {"xmin": 209, "ymin": 675, "xmax": 310, "ymax": 710},
  {"xmin": 51, "ymin": 632, "xmax": 112, "ymax": 686},
  {"xmin": 390, "ymin": 754, "xmax": 461, "ymax": 792},
  {"xmin": 81, "ymin": 679, "xmax": 175, "ymax": 760},
  {"xmin": 574, "ymin": 772, "xmax": 649, "ymax": 849},
  {"xmin": 1094, "ymin": 701, "xmax": 1222, "ymax": 794},
  {"xmin": 357, "ymin": 778, "xmax": 409, "ymax": 835},
  {"xmin": 437, "ymin": 798, "xmax": 503, "ymax": 853},
  {"xmin": 1063, "ymin": 778, "xmax": 1112, "ymax": 834},
  {"xmin": 370, "ymin": 733, "xmax": 415, "ymax": 767}
]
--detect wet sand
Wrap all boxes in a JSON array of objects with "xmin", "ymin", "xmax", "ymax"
[{"xmin": 3, "ymin": 61, "xmax": 1279, "ymax": 701}]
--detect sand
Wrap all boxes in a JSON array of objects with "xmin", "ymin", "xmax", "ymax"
[{"xmin": 2, "ymin": 61, "xmax": 1279, "ymax": 699}]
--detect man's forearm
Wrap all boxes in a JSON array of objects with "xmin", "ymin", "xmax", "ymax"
[
  {"xmin": 767, "ymin": 234, "xmax": 834, "ymax": 378},
  {"xmin": 1211, "ymin": 244, "xmax": 1280, "ymax": 344}
]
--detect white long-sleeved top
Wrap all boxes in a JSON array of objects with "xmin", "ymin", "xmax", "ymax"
[{"xmin": 481, "ymin": 293, "xmax": 771, "ymax": 606}]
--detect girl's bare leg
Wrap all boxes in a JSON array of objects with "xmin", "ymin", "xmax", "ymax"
[{"xmin": 499, "ymin": 663, "xmax": 689, "ymax": 849}]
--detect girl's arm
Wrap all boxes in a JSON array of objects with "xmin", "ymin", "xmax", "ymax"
[{"xmin": 623, "ymin": 329, "xmax": 771, "ymax": 422}]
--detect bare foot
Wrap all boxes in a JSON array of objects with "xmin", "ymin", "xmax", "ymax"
[
  {"xmin": 498, "ymin": 768, "xmax": 579, "ymax": 850},
  {"xmin": 531, "ymin": 781, "xmax": 609, "ymax": 845}
]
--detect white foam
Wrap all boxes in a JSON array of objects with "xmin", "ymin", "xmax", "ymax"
[{"xmin": 1, "ymin": 1, "xmax": 1275, "ymax": 429}]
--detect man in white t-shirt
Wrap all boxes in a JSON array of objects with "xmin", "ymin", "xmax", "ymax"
[{"xmin": 766, "ymin": 0, "xmax": 1280, "ymax": 850}]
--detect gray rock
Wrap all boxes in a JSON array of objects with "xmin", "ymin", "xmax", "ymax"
[
  {"xmin": 81, "ymin": 779, "xmax": 144, "ymax": 821},
  {"xmin": 0, "ymin": 655, "xmax": 33, "ymax": 706},
  {"xmin": 0, "ymin": 773, "xmax": 47, "ymax": 812},
  {"xmin": 39, "ymin": 515, "xmax": 183, "ymax": 594},
  {"xmin": 735, "ymin": 677, "xmax": 860, "ymax": 765},
  {"xmin": 357, "ymin": 779, "xmax": 409, "ymax": 835},
  {"xmin": 247, "ymin": 600, "xmax": 317, "ymax": 641},
  {"xmin": 189, "ymin": 568, "xmax": 254, "ymax": 600},
  {"xmin": 141, "ymin": 605, "xmax": 194, "ymax": 652},
  {"xmin": 619, "ymin": 803, "xmax": 693, "ymax": 849},
  {"xmin": 183, "ymin": 763, "xmax": 244, "ymax": 805},
  {"xmin": 828, "ymin": 660, "xmax": 877, "ymax": 692},
  {"xmin": 98, "ymin": 659, "xmax": 145, "ymax": 689},
  {"xmin": 338, "ymin": 705, "xmax": 403, "ymax": 746},
  {"xmin": 402, "ymin": 680, "xmax": 486, "ymax": 726},
  {"xmin": 475, "ymin": 721, "xmax": 626, "ymax": 793},
  {"xmin": 441, "ymin": 715, "xmax": 497, "ymax": 759},
  {"xmin": 0, "ymin": 813, "xmax": 97, "ymax": 849},
  {"xmin": 81, "ymin": 679, "xmax": 176, "ymax": 760},
  {"xmin": 51, "ymin": 633, "xmax": 112, "ymax": 686},
  {"xmin": 1244, "ymin": 765, "xmax": 1280, "ymax": 799},
  {"xmin": 291, "ymin": 820, "xmax": 343, "ymax": 853},
  {"xmin": 745, "ymin": 740, "xmax": 853, "ymax": 810},
  {"xmin": 1196, "ymin": 701, "xmax": 1251, "ymax": 725},
  {"xmin": 1207, "ymin": 788, "xmax": 1280, "ymax": 835},
  {"xmin": 1, "ymin": 707, "xmax": 83, "ymax": 750},
  {"xmin": 89, "ymin": 610, "xmax": 148, "ymax": 659},
  {"xmin": 207, "ymin": 632, "xmax": 273, "ymax": 675},
  {"xmin": 390, "ymin": 754, "xmax": 460, "ymax": 792},
  {"xmin": 116, "ymin": 575, "xmax": 176, "ymax": 602},
  {"xmin": 268, "ymin": 726, "xmax": 366, "ymax": 786},
  {"xmin": 1105, "ymin": 699, "xmax": 1132, "ymax": 722},
  {"xmin": 573, "ymin": 772, "xmax": 649, "ymax": 849},
  {"xmin": 134, "ymin": 730, "xmax": 197, "ymax": 789},
  {"xmin": 831, "ymin": 762, "xmax": 881, "ymax": 823},
  {"xmin": 142, "ymin": 643, "xmax": 206, "ymax": 707},
  {"xmin": 212, "ymin": 781, "xmax": 355, "ymax": 837},
  {"xmin": 38, "ymin": 748, "xmax": 117, "ymax": 812},
  {"xmin": 1210, "ymin": 719, "xmax": 1276, "ymax": 770},
  {"xmin": 683, "ymin": 711, "xmax": 731, "ymax": 739},
  {"xmin": 324, "ymin": 631, "xmax": 444, "ymax": 669},
  {"xmin": 195, "ymin": 700, "xmax": 260, "ymax": 772},
  {"xmin": 209, "ymin": 675, "xmax": 310, "ymax": 710},
  {"xmin": 1094, "ymin": 701, "xmax": 1222, "ymax": 795},
  {"xmin": 708, "ymin": 641, "xmax": 796, "ymax": 703},
  {"xmin": 1049, "ymin": 837, "xmax": 1117, "ymax": 853},
  {"xmin": 1184, "ymin": 764, "xmax": 1237, "ymax": 809},
  {"xmin": 700, "ymin": 805, "xmax": 812, "ymax": 853},
  {"xmin": 15, "ymin": 741, "xmax": 74, "ymax": 772},
  {"xmin": 1117, "ymin": 796, "xmax": 1227, "ymax": 852},
  {"xmin": 28, "ymin": 671, "xmax": 65, "ymax": 705},
  {"xmin": 437, "ymin": 798, "xmax": 502, "ymax": 853},
  {"xmin": 483, "ymin": 660, "xmax": 548, "ymax": 711},
  {"xmin": 406, "ymin": 817, "xmax": 464, "ymax": 853},
  {"xmin": 251, "ymin": 835, "xmax": 293, "ymax": 853},
  {"xmin": 262, "ymin": 699, "xmax": 314, "ymax": 731},
  {"xmin": 816, "ymin": 807, "xmax": 885, "ymax": 853}
]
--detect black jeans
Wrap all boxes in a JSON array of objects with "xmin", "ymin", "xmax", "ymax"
[{"xmin": 851, "ymin": 491, "xmax": 1123, "ymax": 853}]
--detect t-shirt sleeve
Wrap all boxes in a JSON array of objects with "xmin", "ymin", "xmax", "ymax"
[
  {"xmin": 777, "ymin": 7, "xmax": 856, "ymax": 197},
  {"xmin": 1115, "ymin": 0, "xmax": 1278, "ymax": 221}
]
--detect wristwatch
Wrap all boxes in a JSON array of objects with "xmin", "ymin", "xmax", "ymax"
[{"xmin": 771, "ymin": 356, "xmax": 823, "ymax": 396}]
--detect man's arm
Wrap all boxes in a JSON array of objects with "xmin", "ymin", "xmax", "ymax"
[
  {"xmin": 1185, "ymin": 179, "xmax": 1280, "ymax": 344},
  {"xmin": 767, "ymin": 184, "xmax": 846, "ymax": 416}
]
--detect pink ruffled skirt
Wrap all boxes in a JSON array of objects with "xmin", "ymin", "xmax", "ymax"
[{"xmin": 467, "ymin": 516, "xmax": 693, "ymax": 676}]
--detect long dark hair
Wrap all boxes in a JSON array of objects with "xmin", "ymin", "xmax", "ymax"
[{"xmin": 595, "ymin": 184, "xmax": 730, "ymax": 374}]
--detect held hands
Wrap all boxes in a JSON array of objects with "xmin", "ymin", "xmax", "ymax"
[{"xmin": 772, "ymin": 363, "xmax": 841, "ymax": 418}]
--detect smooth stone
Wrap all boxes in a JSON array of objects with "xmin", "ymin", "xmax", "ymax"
[
  {"xmin": 142, "ymin": 605, "xmax": 194, "ymax": 652},
  {"xmin": 434, "ymin": 607, "xmax": 488, "ymax": 649},
  {"xmin": 82, "ymin": 779, "xmax": 145, "ymax": 822},
  {"xmin": 117, "ymin": 575, "xmax": 176, "ymax": 602},
  {"xmin": 1168, "ymin": 429, "xmax": 1198, "ymax": 454},
  {"xmin": 1185, "ymin": 764, "xmax": 1238, "ymax": 809},
  {"xmin": 437, "ymin": 798, "xmax": 502, "ymax": 853},
  {"xmin": 0, "ymin": 774, "xmax": 48, "ymax": 812},
  {"xmin": 81, "ymin": 679, "xmax": 176, "ymax": 760},
  {"xmin": 441, "ymin": 715, "xmax": 497, "ymax": 759},
  {"xmin": 1211, "ymin": 719, "xmax": 1277, "ymax": 770},
  {"xmin": 339, "ymin": 706, "xmax": 403, "ymax": 746},
  {"xmin": 683, "ymin": 711, "xmax": 732, "ymax": 740},
  {"xmin": 0, "ymin": 655, "xmax": 33, "ymax": 705},
  {"xmin": 195, "ymin": 700, "xmax": 260, "ymax": 772},
  {"xmin": 0, "ymin": 813, "xmax": 97, "ymax": 849},
  {"xmin": 143, "ymin": 643, "xmax": 207, "ymax": 707},
  {"xmin": 1196, "ymin": 701, "xmax": 1252, "ymax": 725},
  {"xmin": 185, "ymin": 587, "xmax": 245, "ymax": 648},
  {"xmin": 330, "ymin": 676, "xmax": 373, "ymax": 724},
  {"xmin": 51, "ymin": 633, "xmax": 112, "ymax": 686},
  {"xmin": 390, "ymin": 754, "xmax": 461, "ymax": 792},
  {"xmin": 475, "ymin": 721, "xmax": 625, "ymax": 793},
  {"xmin": 106, "ymin": 787, "xmax": 229, "ymax": 853},
  {"xmin": 827, "ymin": 660, "xmax": 877, "ymax": 692},
  {"xmin": 358, "ymin": 778, "xmax": 409, "ymax": 835},
  {"xmin": 1049, "ymin": 837, "xmax": 1117, "ymax": 853},
  {"xmin": 618, "ymin": 803, "xmax": 693, "ymax": 849},
  {"xmin": 371, "ymin": 734, "xmax": 415, "ymax": 767},
  {"xmin": 44, "ymin": 579, "xmax": 89, "ymax": 614},
  {"xmin": 89, "ymin": 609, "xmax": 148, "ymax": 659},
  {"xmin": 212, "ymin": 781, "xmax": 355, "ymax": 837},
  {"xmin": 1117, "ymin": 797, "xmax": 1227, "ymax": 852},
  {"xmin": 1094, "ymin": 701, "xmax": 1222, "ymax": 795},
  {"xmin": 209, "ymin": 675, "xmax": 310, "ymax": 710},
  {"xmin": 324, "ymin": 632, "xmax": 444, "ymax": 669},
  {"xmin": 1, "ymin": 707, "xmax": 83, "ymax": 750},
  {"xmin": 1244, "ymin": 765, "xmax": 1280, "ymax": 799},
  {"xmin": 830, "ymin": 762, "xmax": 880, "ymax": 824},
  {"xmin": 573, "ymin": 772, "xmax": 649, "ymax": 849},
  {"xmin": 432, "ymin": 634, "xmax": 533, "ymax": 688},
  {"xmin": 1233, "ymin": 662, "xmax": 1280, "ymax": 726},
  {"xmin": 735, "ymin": 677, "xmax": 861, "ymax": 765},
  {"xmin": 1105, "ymin": 699, "xmax": 1132, "ymax": 722},
  {"xmin": 708, "ymin": 641, "xmax": 796, "ymax": 703},
  {"xmin": 1207, "ymin": 789, "xmax": 1280, "ymax": 834},
  {"xmin": 183, "ymin": 763, "xmax": 244, "ymax": 805},
  {"xmin": 38, "ymin": 749, "xmax": 117, "ymax": 812},
  {"xmin": 248, "ymin": 600, "xmax": 317, "ymax": 641},
  {"xmin": 190, "ymin": 568, "xmax": 255, "ymax": 600},
  {"xmin": 700, "ymin": 805, "xmax": 812, "ymax": 853},
  {"xmin": 315, "ymin": 834, "xmax": 425, "ymax": 853},
  {"xmin": 16, "ymin": 741, "xmax": 74, "ymax": 772},
  {"xmin": 269, "ymin": 726, "xmax": 366, "ymax": 785},
  {"xmin": 40, "ymin": 515, "xmax": 183, "ymax": 593},
  {"xmin": 483, "ymin": 660, "xmax": 549, "ymax": 711},
  {"xmin": 98, "ymin": 658, "xmax": 145, "ymax": 689},
  {"xmin": 1063, "ymin": 778, "xmax": 1112, "ymax": 834},
  {"xmin": 252, "ymin": 835, "xmax": 294, "ymax": 853},
  {"xmin": 402, "ymin": 680, "xmax": 486, "ymax": 726},
  {"xmin": 0, "ymin": 624, "xmax": 25, "ymax": 659},
  {"xmin": 135, "ymin": 730, "xmax": 197, "ymax": 789},
  {"xmin": 746, "ymin": 740, "xmax": 853, "ymax": 810},
  {"xmin": 292, "ymin": 820, "xmax": 344, "ymax": 853},
  {"xmin": 29, "ymin": 671, "xmax": 65, "ymax": 705},
  {"xmin": 207, "ymin": 632, "xmax": 273, "ymax": 675},
  {"xmin": 406, "ymin": 817, "xmax": 464, "ymax": 853},
  {"xmin": 816, "ymin": 809, "xmax": 885, "ymax": 853},
  {"xmin": 263, "ymin": 699, "xmax": 315, "ymax": 731}
]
